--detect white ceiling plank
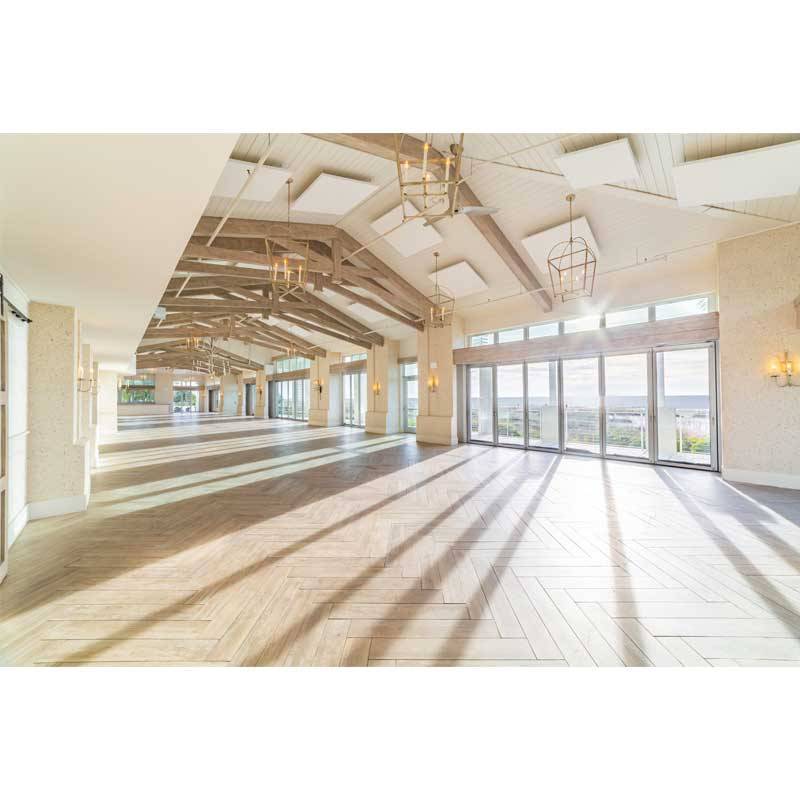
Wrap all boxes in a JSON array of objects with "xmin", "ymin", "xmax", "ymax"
[
  {"xmin": 429, "ymin": 260, "xmax": 488, "ymax": 299},
  {"xmin": 213, "ymin": 159, "xmax": 291, "ymax": 203},
  {"xmin": 555, "ymin": 139, "xmax": 640, "ymax": 189},
  {"xmin": 291, "ymin": 173, "xmax": 378, "ymax": 216},
  {"xmin": 371, "ymin": 202, "xmax": 444, "ymax": 257}
]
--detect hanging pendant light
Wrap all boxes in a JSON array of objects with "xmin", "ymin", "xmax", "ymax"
[
  {"xmin": 425, "ymin": 251, "xmax": 455, "ymax": 327},
  {"xmin": 547, "ymin": 193, "xmax": 597, "ymax": 302},
  {"xmin": 267, "ymin": 178, "xmax": 309, "ymax": 290}
]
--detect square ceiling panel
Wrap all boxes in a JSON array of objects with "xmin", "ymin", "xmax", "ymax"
[
  {"xmin": 673, "ymin": 140, "xmax": 800, "ymax": 206},
  {"xmin": 521, "ymin": 217, "xmax": 601, "ymax": 272},
  {"xmin": 348, "ymin": 302, "xmax": 387, "ymax": 323},
  {"xmin": 371, "ymin": 201, "xmax": 443, "ymax": 257},
  {"xmin": 429, "ymin": 260, "xmax": 487, "ymax": 298},
  {"xmin": 212, "ymin": 158, "xmax": 291, "ymax": 202},
  {"xmin": 291, "ymin": 173, "xmax": 379, "ymax": 215},
  {"xmin": 555, "ymin": 139, "xmax": 640, "ymax": 189}
]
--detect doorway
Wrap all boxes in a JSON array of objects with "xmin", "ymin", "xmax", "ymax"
[
  {"xmin": 245, "ymin": 383, "xmax": 255, "ymax": 416},
  {"xmin": 401, "ymin": 362, "xmax": 418, "ymax": 432},
  {"xmin": 343, "ymin": 370, "xmax": 367, "ymax": 427}
]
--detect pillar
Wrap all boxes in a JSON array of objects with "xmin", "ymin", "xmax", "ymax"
[
  {"xmin": 154, "ymin": 371, "xmax": 173, "ymax": 409},
  {"xmin": 236, "ymin": 374, "xmax": 245, "ymax": 415},
  {"xmin": 198, "ymin": 377, "xmax": 209, "ymax": 412},
  {"xmin": 416, "ymin": 323, "xmax": 461, "ymax": 446},
  {"xmin": 221, "ymin": 373, "xmax": 239, "ymax": 415},
  {"xmin": 97, "ymin": 370, "xmax": 119, "ymax": 438},
  {"xmin": 366, "ymin": 342, "xmax": 400, "ymax": 434},
  {"xmin": 308, "ymin": 354, "xmax": 341, "ymax": 427},
  {"xmin": 27, "ymin": 302, "xmax": 91, "ymax": 519},
  {"xmin": 255, "ymin": 369, "xmax": 267, "ymax": 417}
]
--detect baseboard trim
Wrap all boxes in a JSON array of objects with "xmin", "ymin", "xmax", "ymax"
[
  {"xmin": 722, "ymin": 468, "xmax": 800, "ymax": 491},
  {"xmin": 8, "ymin": 504, "xmax": 30, "ymax": 549},
  {"xmin": 28, "ymin": 493, "xmax": 89, "ymax": 520}
]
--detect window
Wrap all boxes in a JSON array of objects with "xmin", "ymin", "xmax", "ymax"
[
  {"xmin": 563, "ymin": 315, "xmax": 601, "ymax": 334},
  {"xmin": 343, "ymin": 353, "xmax": 367, "ymax": 363},
  {"xmin": 276, "ymin": 356, "xmax": 311, "ymax": 373},
  {"xmin": 528, "ymin": 322, "xmax": 560, "ymax": 339},
  {"xmin": 401, "ymin": 362, "xmax": 418, "ymax": 432},
  {"xmin": 469, "ymin": 333, "xmax": 493, "ymax": 347},
  {"xmin": 275, "ymin": 378, "xmax": 309, "ymax": 420},
  {"xmin": 655, "ymin": 296, "xmax": 710, "ymax": 321},
  {"xmin": 605, "ymin": 307, "xmax": 649, "ymax": 328},
  {"xmin": 497, "ymin": 328, "xmax": 524, "ymax": 344},
  {"xmin": 118, "ymin": 374, "xmax": 155, "ymax": 404}
]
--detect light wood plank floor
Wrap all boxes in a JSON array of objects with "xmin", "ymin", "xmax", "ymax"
[{"xmin": 3, "ymin": 413, "xmax": 800, "ymax": 667}]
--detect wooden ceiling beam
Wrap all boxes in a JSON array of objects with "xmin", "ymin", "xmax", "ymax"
[
  {"xmin": 194, "ymin": 217, "xmax": 339, "ymax": 241},
  {"xmin": 320, "ymin": 278, "xmax": 424, "ymax": 331},
  {"xmin": 308, "ymin": 133, "xmax": 552, "ymax": 312},
  {"xmin": 273, "ymin": 312, "xmax": 374, "ymax": 349}
]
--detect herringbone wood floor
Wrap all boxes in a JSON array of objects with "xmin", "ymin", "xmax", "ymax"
[{"xmin": 3, "ymin": 413, "xmax": 800, "ymax": 666}]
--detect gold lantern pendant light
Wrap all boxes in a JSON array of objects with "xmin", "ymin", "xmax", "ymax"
[
  {"xmin": 267, "ymin": 178, "xmax": 309, "ymax": 290},
  {"xmin": 425, "ymin": 251, "xmax": 455, "ymax": 327},
  {"xmin": 548, "ymin": 193, "xmax": 597, "ymax": 302}
]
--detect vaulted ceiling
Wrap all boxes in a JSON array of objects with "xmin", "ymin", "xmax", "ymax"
[{"xmin": 140, "ymin": 132, "xmax": 800, "ymax": 372}]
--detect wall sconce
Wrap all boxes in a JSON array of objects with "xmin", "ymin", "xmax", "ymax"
[
  {"xmin": 427, "ymin": 374, "xmax": 439, "ymax": 393},
  {"xmin": 313, "ymin": 378, "xmax": 324, "ymax": 395},
  {"xmin": 77, "ymin": 365, "xmax": 95, "ymax": 394},
  {"xmin": 257, "ymin": 385, "xmax": 264, "ymax": 398},
  {"xmin": 768, "ymin": 351, "xmax": 796, "ymax": 387},
  {"xmin": 372, "ymin": 380, "xmax": 382, "ymax": 397}
]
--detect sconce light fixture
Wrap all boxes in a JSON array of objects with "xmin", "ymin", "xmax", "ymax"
[
  {"xmin": 372, "ymin": 380, "xmax": 382, "ymax": 397},
  {"xmin": 313, "ymin": 378, "xmax": 324, "ymax": 395},
  {"xmin": 768, "ymin": 351, "xmax": 796, "ymax": 387},
  {"xmin": 77, "ymin": 365, "xmax": 95, "ymax": 394},
  {"xmin": 427, "ymin": 374, "xmax": 439, "ymax": 393}
]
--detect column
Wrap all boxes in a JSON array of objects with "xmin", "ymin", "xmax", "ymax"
[
  {"xmin": 221, "ymin": 373, "xmax": 239, "ymax": 415},
  {"xmin": 366, "ymin": 343, "xmax": 400, "ymax": 434},
  {"xmin": 236, "ymin": 374, "xmax": 245, "ymax": 415},
  {"xmin": 308, "ymin": 353, "xmax": 341, "ymax": 427},
  {"xmin": 255, "ymin": 369, "xmax": 267, "ymax": 417},
  {"xmin": 27, "ymin": 302, "xmax": 91, "ymax": 519},
  {"xmin": 416, "ymin": 323, "xmax": 461, "ymax": 446},
  {"xmin": 97, "ymin": 370, "xmax": 119, "ymax": 438},
  {"xmin": 198, "ymin": 377, "xmax": 209, "ymax": 412},
  {"xmin": 154, "ymin": 371, "xmax": 173, "ymax": 411}
]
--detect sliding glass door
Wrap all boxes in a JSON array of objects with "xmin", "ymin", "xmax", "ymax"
[
  {"xmin": 275, "ymin": 378, "xmax": 309, "ymax": 421},
  {"xmin": 654, "ymin": 345, "xmax": 716, "ymax": 467},
  {"xmin": 563, "ymin": 357, "xmax": 601, "ymax": 454},
  {"xmin": 468, "ymin": 366, "xmax": 494, "ymax": 443},
  {"xmin": 343, "ymin": 371, "xmax": 367, "ymax": 427},
  {"xmin": 401, "ymin": 362, "xmax": 418, "ymax": 432},
  {"xmin": 604, "ymin": 352, "xmax": 649, "ymax": 459},
  {"xmin": 526, "ymin": 361, "xmax": 559, "ymax": 449},
  {"xmin": 496, "ymin": 364, "xmax": 524, "ymax": 446},
  {"xmin": 465, "ymin": 344, "xmax": 717, "ymax": 470}
]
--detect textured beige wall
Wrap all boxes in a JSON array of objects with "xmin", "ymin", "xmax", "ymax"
[
  {"xmin": 718, "ymin": 223, "xmax": 800, "ymax": 488},
  {"xmin": 97, "ymin": 370, "xmax": 119, "ymax": 437},
  {"xmin": 366, "ymin": 342, "xmax": 400, "ymax": 434},
  {"xmin": 27, "ymin": 302, "xmax": 90, "ymax": 509}
]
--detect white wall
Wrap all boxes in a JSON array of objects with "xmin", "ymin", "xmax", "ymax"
[
  {"xmin": 4, "ymin": 271, "xmax": 30, "ymax": 548},
  {"xmin": 718, "ymin": 223, "xmax": 800, "ymax": 489}
]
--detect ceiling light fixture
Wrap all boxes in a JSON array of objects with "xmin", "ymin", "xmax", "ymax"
[
  {"xmin": 425, "ymin": 251, "xmax": 455, "ymax": 328},
  {"xmin": 266, "ymin": 178, "xmax": 309, "ymax": 289},
  {"xmin": 395, "ymin": 134, "xmax": 465, "ymax": 222},
  {"xmin": 548, "ymin": 194, "xmax": 597, "ymax": 302}
]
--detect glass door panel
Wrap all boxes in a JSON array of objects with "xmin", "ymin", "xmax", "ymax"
[
  {"xmin": 468, "ymin": 366, "xmax": 494, "ymax": 443},
  {"xmin": 604, "ymin": 352, "xmax": 649, "ymax": 459},
  {"xmin": 563, "ymin": 357, "xmax": 601, "ymax": 454},
  {"xmin": 655, "ymin": 346, "xmax": 714, "ymax": 466},
  {"xmin": 358, "ymin": 371, "xmax": 367, "ymax": 427},
  {"xmin": 401, "ymin": 363, "xmax": 418, "ymax": 432},
  {"xmin": 526, "ymin": 361, "xmax": 560, "ymax": 449},
  {"xmin": 496, "ymin": 364, "xmax": 524, "ymax": 446},
  {"xmin": 343, "ymin": 373, "xmax": 354, "ymax": 425}
]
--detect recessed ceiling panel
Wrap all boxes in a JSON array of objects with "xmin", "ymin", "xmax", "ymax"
[
  {"xmin": 213, "ymin": 158, "xmax": 291, "ymax": 202},
  {"xmin": 371, "ymin": 202, "xmax": 443, "ymax": 257},
  {"xmin": 430, "ymin": 260, "xmax": 487, "ymax": 298},
  {"xmin": 521, "ymin": 217, "xmax": 600, "ymax": 272},
  {"xmin": 555, "ymin": 139, "xmax": 640, "ymax": 189},
  {"xmin": 292, "ymin": 173, "xmax": 379, "ymax": 215},
  {"xmin": 348, "ymin": 302, "xmax": 387, "ymax": 323},
  {"xmin": 673, "ymin": 140, "xmax": 800, "ymax": 206}
]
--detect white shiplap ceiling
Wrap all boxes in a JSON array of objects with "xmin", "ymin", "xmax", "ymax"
[{"xmin": 202, "ymin": 132, "xmax": 800, "ymax": 347}]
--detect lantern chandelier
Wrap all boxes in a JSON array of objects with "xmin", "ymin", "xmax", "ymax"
[
  {"xmin": 265, "ymin": 178, "xmax": 309, "ymax": 289},
  {"xmin": 547, "ymin": 193, "xmax": 597, "ymax": 302},
  {"xmin": 425, "ymin": 251, "xmax": 455, "ymax": 327},
  {"xmin": 395, "ymin": 134, "xmax": 465, "ymax": 222}
]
